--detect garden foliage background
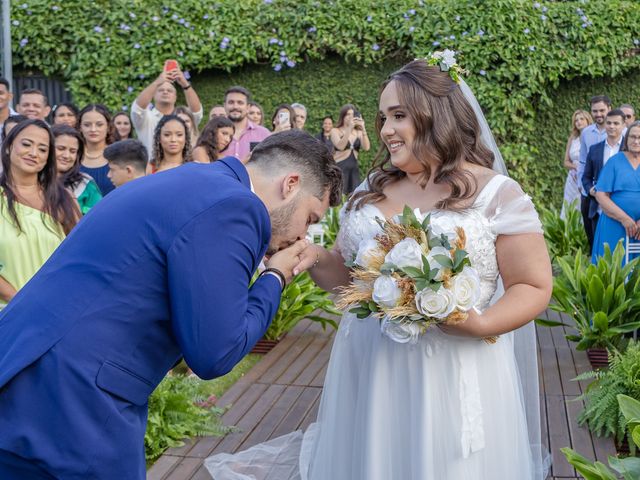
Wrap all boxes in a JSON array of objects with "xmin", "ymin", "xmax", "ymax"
[{"xmin": 11, "ymin": 0, "xmax": 640, "ymax": 204}]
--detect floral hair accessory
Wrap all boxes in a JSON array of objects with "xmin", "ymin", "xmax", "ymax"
[{"xmin": 421, "ymin": 49, "xmax": 468, "ymax": 83}]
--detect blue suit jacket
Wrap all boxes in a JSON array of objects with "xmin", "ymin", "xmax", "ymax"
[
  {"xmin": 0, "ymin": 158, "xmax": 282, "ymax": 479},
  {"xmin": 582, "ymin": 140, "xmax": 606, "ymax": 219}
]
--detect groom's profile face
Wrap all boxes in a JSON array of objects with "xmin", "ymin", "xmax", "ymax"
[{"xmin": 267, "ymin": 190, "xmax": 329, "ymax": 255}]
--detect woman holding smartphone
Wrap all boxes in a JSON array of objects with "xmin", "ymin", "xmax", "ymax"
[
  {"xmin": 271, "ymin": 104, "xmax": 296, "ymax": 133},
  {"xmin": 331, "ymin": 103, "xmax": 370, "ymax": 194}
]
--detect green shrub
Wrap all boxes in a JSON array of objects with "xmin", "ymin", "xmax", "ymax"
[
  {"xmin": 538, "ymin": 243, "xmax": 640, "ymax": 351},
  {"xmin": 574, "ymin": 341, "xmax": 640, "ymax": 448},
  {"xmin": 264, "ymin": 272, "xmax": 340, "ymax": 341},
  {"xmin": 563, "ymin": 394, "xmax": 640, "ymax": 480},
  {"xmin": 540, "ymin": 201, "xmax": 589, "ymax": 261},
  {"xmin": 145, "ymin": 375, "xmax": 234, "ymax": 462},
  {"xmin": 11, "ymin": 0, "xmax": 640, "ymax": 206}
]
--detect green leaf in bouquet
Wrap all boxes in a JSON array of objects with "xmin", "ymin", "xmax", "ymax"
[
  {"xmin": 380, "ymin": 262, "xmax": 396, "ymax": 275},
  {"xmin": 368, "ymin": 301, "xmax": 379, "ymax": 312},
  {"xmin": 415, "ymin": 279, "xmax": 429, "ymax": 291},
  {"xmin": 452, "ymin": 249, "xmax": 470, "ymax": 272},
  {"xmin": 427, "ymin": 267, "xmax": 440, "ymax": 281},
  {"xmin": 350, "ymin": 305, "xmax": 371, "ymax": 319},
  {"xmin": 433, "ymin": 254, "xmax": 453, "ymax": 269},
  {"xmin": 421, "ymin": 213, "xmax": 431, "ymax": 232},
  {"xmin": 400, "ymin": 266, "xmax": 424, "ymax": 279},
  {"xmin": 427, "ymin": 281, "xmax": 442, "ymax": 292},
  {"xmin": 439, "ymin": 234, "xmax": 452, "ymax": 250}
]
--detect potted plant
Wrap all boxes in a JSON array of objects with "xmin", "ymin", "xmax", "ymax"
[
  {"xmin": 252, "ymin": 273, "xmax": 340, "ymax": 353},
  {"xmin": 571, "ymin": 341, "xmax": 640, "ymax": 451},
  {"xmin": 562, "ymin": 393, "xmax": 640, "ymax": 479},
  {"xmin": 537, "ymin": 242, "xmax": 640, "ymax": 368}
]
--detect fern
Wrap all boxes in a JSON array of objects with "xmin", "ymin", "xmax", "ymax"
[
  {"xmin": 145, "ymin": 375, "xmax": 235, "ymax": 462},
  {"xmin": 577, "ymin": 342, "xmax": 640, "ymax": 449}
]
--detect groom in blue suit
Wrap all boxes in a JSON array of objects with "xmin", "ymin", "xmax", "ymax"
[{"xmin": 0, "ymin": 130, "xmax": 342, "ymax": 479}]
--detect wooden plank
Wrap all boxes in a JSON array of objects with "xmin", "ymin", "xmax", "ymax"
[
  {"xmin": 276, "ymin": 335, "xmax": 330, "ymax": 386},
  {"xmin": 546, "ymin": 394, "xmax": 575, "ymax": 478},
  {"xmin": 547, "ymin": 309, "xmax": 571, "ymax": 350},
  {"xmin": 260, "ymin": 334, "xmax": 316, "ymax": 385},
  {"xmin": 556, "ymin": 348, "xmax": 580, "ymax": 396},
  {"xmin": 565, "ymin": 396, "xmax": 596, "ymax": 461},
  {"xmin": 188, "ymin": 465, "xmax": 214, "ymax": 480},
  {"xmin": 299, "ymin": 394, "xmax": 321, "ymax": 431},
  {"xmin": 238, "ymin": 385, "xmax": 305, "ymax": 450},
  {"xmin": 164, "ymin": 457, "xmax": 203, "ymax": 480},
  {"xmin": 310, "ymin": 363, "xmax": 328, "ymax": 388},
  {"xmin": 210, "ymin": 384, "xmax": 286, "ymax": 455},
  {"xmin": 146, "ymin": 455, "xmax": 181, "ymax": 480},
  {"xmin": 591, "ymin": 428, "xmax": 618, "ymax": 463},
  {"xmin": 294, "ymin": 336, "xmax": 332, "ymax": 387},
  {"xmin": 187, "ymin": 383, "xmax": 269, "ymax": 458},
  {"xmin": 540, "ymin": 394, "xmax": 549, "ymax": 454},
  {"xmin": 539, "ymin": 347, "xmax": 563, "ymax": 395},
  {"xmin": 271, "ymin": 387, "xmax": 321, "ymax": 438}
]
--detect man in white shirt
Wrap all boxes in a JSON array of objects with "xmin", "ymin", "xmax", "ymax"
[{"xmin": 131, "ymin": 62, "xmax": 203, "ymax": 156}]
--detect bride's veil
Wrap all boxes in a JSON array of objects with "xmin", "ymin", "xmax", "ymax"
[{"xmin": 460, "ymin": 78, "xmax": 550, "ymax": 478}]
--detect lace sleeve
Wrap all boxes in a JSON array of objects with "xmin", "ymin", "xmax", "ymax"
[
  {"xmin": 485, "ymin": 178, "xmax": 542, "ymax": 235},
  {"xmin": 335, "ymin": 180, "xmax": 370, "ymax": 259}
]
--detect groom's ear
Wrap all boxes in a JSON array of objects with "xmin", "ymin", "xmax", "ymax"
[{"xmin": 279, "ymin": 173, "xmax": 301, "ymax": 200}]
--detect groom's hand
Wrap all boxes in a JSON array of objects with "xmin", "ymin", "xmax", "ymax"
[{"xmin": 265, "ymin": 239, "xmax": 309, "ymax": 284}]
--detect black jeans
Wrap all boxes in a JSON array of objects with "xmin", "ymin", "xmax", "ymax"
[{"xmin": 581, "ymin": 195, "xmax": 595, "ymax": 251}]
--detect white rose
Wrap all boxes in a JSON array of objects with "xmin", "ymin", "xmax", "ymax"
[
  {"xmin": 425, "ymin": 246, "xmax": 451, "ymax": 281},
  {"xmin": 354, "ymin": 238, "xmax": 381, "ymax": 269},
  {"xmin": 452, "ymin": 266, "xmax": 481, "ymax": 312},
  {"xmin": 372, "ymin": 275, "xmax": 402, "ymax": 308},
  {"xmin": 430, "ymin": 216, "xmax": 458, "ymax": 244},
  {"xmin": 384, "ymin": 237, "xmax": 423, "ymax": 270},
  {"xmin": 415, "ymin": 285, "xmax": 455, "ymax": 319},
  {"xmin": 380, "ymin": 316, "xmax": 422, "ymax": 344}
]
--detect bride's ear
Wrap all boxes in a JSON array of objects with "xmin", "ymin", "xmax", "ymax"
[{"xmin": 279, "ymin": 173, "xmax": 301, "ymax": 200}]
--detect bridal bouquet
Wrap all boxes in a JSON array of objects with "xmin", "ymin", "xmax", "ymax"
[{"xmin": 338, "ymin": 207, "xmax": 491, "ymax": 345}]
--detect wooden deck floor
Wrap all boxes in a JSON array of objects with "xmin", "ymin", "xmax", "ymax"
[{"xmin": 148, "ymin": 310, "xmax": 617, "ymax": 480}]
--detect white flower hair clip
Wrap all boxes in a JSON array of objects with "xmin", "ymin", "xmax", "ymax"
[{"xmin": 418, "ymin": 49, "xmax": 468, "ymax": 83}]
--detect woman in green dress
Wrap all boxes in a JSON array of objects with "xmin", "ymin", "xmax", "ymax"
[
  {"xmin": 53, "ymin": 125, "xmax": 102, "ymax": 214},
  {"xmin": 0, "ymin": 120, "xmax": 79, "ymax": 307}
]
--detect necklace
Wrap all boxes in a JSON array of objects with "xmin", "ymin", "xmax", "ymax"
[{"xmin": 84, "ymin": 151, "xmax": 104, "ymax": 161}]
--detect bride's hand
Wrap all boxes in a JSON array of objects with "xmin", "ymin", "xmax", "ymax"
[
  {"xmin": 292, "ymin": 243, "xmax": 323, "ymax": 276},
  {"xmin": 265, "ymin": 239, "xmax": 309, "ymax": 284},
  {"xmin": 438, "ymin": 309, "xmax": 489, "ymax": 338}
]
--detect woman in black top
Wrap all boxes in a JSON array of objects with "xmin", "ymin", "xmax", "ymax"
[{"xmin": 330, "ymin": 104, "xmax": 370, "ymax": 194}]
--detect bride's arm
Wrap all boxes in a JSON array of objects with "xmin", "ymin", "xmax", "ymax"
[
  {"xmin": 293, "ymin": 243, "xmax": 352, "ymax": 293},
  {"xmin": 441, "ymin": 233, "xmax": 552, "ymax": 338}
]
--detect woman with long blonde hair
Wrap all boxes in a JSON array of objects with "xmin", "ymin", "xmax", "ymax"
[{"xmin": 561, "ymin": 109, "xmax": 593, "ymax": 218}]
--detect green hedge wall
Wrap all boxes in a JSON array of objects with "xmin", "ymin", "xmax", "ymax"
[
  {"xmin": 191, "ymin": 56, "xmax": 406, "ymax": 176},
  {"xmin": 11, "ymin": 0, "xmax": 640, "ymax": 204}
]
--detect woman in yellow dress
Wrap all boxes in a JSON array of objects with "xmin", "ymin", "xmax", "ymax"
[{"xmin": 0, "ymin": 119, "xmax": 79, "ymax": 307}]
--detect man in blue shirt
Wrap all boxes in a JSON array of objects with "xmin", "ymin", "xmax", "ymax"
[
  {"xmin": 0, "ymin": 130, "xmax": 343, "ymax": 479},
  {"xmin": 579, "ymin": 95, "xmax": 611, "ymax": 248}
]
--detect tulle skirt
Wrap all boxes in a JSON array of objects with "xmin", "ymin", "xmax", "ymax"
[{"xmin": 206, "ymin": 313, "xmax": 548, "ymax": 479}]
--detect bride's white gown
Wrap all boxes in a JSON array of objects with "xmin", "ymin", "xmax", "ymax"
[{"xmin": 206, "ymin": 174, "xmax": 549, "ymax": 480}]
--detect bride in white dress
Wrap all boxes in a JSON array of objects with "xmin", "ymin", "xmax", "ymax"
[{"xmin": 206, "ymin": 58, "xmax": 552, "ymax": 479}]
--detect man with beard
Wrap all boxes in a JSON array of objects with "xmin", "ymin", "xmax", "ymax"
[
  {"xmin": 131, "ymin": 61, "xmax": 203, "ymax": 156},
  {"xmin": 578, "ymin": 95, "xmax": 611, "ymax": 247},
  {"xmin": 0, "ymin": 130, "xmax": 342, "ymax": 479},
  {"xmin": 221, "ymin": 86, "xmax": 271, "ymax": 162}
]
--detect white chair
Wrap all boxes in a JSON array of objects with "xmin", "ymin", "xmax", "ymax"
[
  {"xmin": 626, "ymin": 234, "xmax": 640, "ymax": 265},
  {"xmin": 626, "ymin": 235, "xmax": 640, "ymax": 340},
  {"xmin": 307, "ymin": 224, "xmax": 325, "ymax": 246}
]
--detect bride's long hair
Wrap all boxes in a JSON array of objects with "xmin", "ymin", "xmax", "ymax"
[{"xmin": 348, "ymin": 60, "xmax": 494, "ymax": 211}]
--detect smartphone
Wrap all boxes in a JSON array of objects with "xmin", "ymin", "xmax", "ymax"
[
  {"xmin": 249, "ymin": 141, "xmax": 260, "ymax": 152},
  {"xmin": 353, "ymin": 111, "xmax": 362, "ymax": 119},
  {"xmin": 278, "ymin": 111, "xmax": 290, "ymax": 125},
  {"xmin": 164, "ymin": 59, "xmax": 179, "ymax": 72}
]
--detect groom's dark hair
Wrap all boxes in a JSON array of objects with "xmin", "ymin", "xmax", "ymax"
[{"xmin": 246, "ymin": 129, "xmax": 343, "ymax": 207}]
